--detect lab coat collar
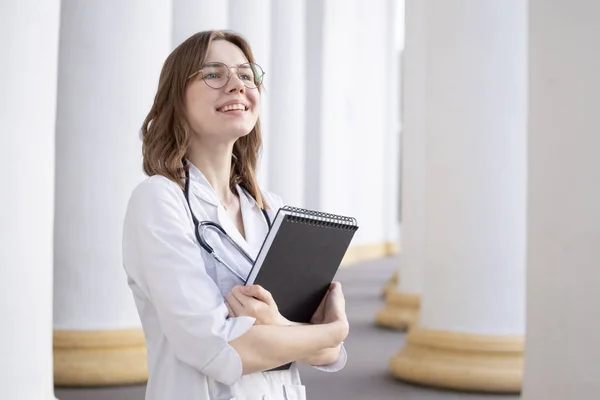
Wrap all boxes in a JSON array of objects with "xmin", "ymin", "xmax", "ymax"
[
  {"xmin": 186, "ymin": 161, "xmax": 221, "ymax": 207},
  {"xmin": 187, "ymin": 160, "xmax": 260, "ymax": 212}
]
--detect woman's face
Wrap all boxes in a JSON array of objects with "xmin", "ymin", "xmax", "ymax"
[{"xmin": 185, "ymin": 40, "xmax": 261, "ymax": 143}]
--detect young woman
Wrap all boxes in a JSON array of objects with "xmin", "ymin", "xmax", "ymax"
[{"xmin": 122, "ymin": 30, "xmax": 348, "ymax": 400}]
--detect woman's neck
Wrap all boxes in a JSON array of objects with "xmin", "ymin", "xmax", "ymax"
[{"xmin": 187, "ymin": 140, "xmax": 236, "ymax": 203}]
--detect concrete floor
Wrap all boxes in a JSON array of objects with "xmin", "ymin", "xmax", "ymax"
[{"xmin": 55, "ymin": 255, "xmax": 520, "ymax": 400}]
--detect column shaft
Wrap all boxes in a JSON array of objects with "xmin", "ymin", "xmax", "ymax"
[
  {"xmin": 0, "ymin": 0, "xmax": 60, "ymax": 398},
  {"xmin": 173, "ymin": 0, "xmax": 228, "ymax": 47},
  {"xmin": 523, "ymin": 1, "xmax": 600, "ymax": 398},
  {"xmin": 377, "ymin": 0, "xmax": 425, "ymax": 330},
  {"xmin": 268, "ymin": 0, "xmax": 306, "ymax": 206}
]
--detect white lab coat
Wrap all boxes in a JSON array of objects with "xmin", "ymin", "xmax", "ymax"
[{"xmin": 122, "ymin": 163, "xmax": 346, "ymax": 400}]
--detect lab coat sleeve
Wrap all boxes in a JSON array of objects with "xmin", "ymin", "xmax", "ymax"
[
  {"xmin": 310, "ymin": 342, "xmax": 347, "ymax": 372},
  {"xmin": 124, "ymin": 177, "xmax": 254, "ymax": 386}
]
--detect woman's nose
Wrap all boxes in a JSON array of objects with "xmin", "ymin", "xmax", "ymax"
[{"xmin": 225, "ymin": 73, "xmax": 245, "ymax": 94}]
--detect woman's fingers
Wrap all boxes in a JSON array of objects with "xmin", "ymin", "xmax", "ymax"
[
  {"xmin": 231, "ymin": 286, "xmax": 264, "ymax": 309},
  {"xmin": 322, "ymin": 281, "xmax": 348, "ymax": 324},
  {"xmin": 240, "ymin": 285, "xmax": 275, "ymax": 306},
  {"xmin": 310, "ymin": 289, "xmax": 329, "ymax": 324},
  {"xmin": 229, "ymin": 287, "xmax": 264, "ymax": 315},
  {"xmin": 329, "ymin": 282, "xmax": 345, "ymax": 304},
  {"xmin": 230, "ymin": 286, "xmax": 249, "ymax": 304},
  {"xmin": 226, "ymin": 291, "xmax": 245, "ymax": 316},
  {"xmin": 228, "ymin": 286, "xmax": 284, "ymax": 325},
  {"xmin": 330, "ymin": 281, "xmax": 342, "ymax": 293},
  {"xmin": 225, "ymin": 301, "xmax": 236, "ymax": 318}
]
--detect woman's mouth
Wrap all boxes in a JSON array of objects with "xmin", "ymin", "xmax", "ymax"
[{"xmin": 218, "ymin": 103, "xmax": 248, "ymax": 113}]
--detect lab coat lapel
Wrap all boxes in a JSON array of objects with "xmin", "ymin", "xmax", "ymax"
[
  {"xmin": 236, "ymin": 186, "xmax": 269, "ymax": 260},
  {"xmin": 188, "ymin": 163, "xmax": 220, "ymax": 207}
]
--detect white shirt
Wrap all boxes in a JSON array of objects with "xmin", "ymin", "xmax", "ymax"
[{"xmin": 122, "ymin": 163, "xmax": 346, "ymax": 400}]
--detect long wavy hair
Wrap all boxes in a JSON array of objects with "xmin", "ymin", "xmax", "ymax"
[{"xmin": 140, "ymin": 30, "xmax": 267, "ymax": 208}]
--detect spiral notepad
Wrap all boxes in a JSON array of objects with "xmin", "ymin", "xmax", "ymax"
[{"xmin": 246, "ymin": 206, "xmax": 359, "ymax": 324}]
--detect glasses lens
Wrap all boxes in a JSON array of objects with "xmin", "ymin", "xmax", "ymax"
[
  {"xmin": 238, "ymin": 63, "xmax": 264, "ymax": 89},
  {"xmin": 201, "ymin": 63, "xmax": 230, "ymax": 88}
]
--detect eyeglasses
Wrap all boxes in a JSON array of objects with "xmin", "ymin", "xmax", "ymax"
[{"xmin": 188, "ymin": 62, "xmax": 265, "ymax": 89}]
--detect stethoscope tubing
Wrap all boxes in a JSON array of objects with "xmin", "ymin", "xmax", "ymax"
[{"xmin": 183, "ymin": 168, "xmax": 271, "ymax": 283}]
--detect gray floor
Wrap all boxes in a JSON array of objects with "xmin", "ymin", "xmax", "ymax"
[{"xmin": 55, "ymin": 256, "xmax": 520, "ymax": 400}]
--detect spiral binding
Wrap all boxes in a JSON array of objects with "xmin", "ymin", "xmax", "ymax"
[{"xmin": 281, "ymin": 206, "xmax": 358, "ymax": 231}]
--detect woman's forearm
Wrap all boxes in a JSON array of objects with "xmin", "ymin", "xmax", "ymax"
[
  {"xmin": 298, "ymin": 343, "xmax": 342, "ymax": 366},
  {"xmin": 229, "ymin": 321, "xmax": 347, "ymax": 374},
  {"xmin": 281, "ymin": 319, "xmax": 343, "ymax": 366}
]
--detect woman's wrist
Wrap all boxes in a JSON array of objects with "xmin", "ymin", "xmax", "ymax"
[
  {"xmin": 277, "ymin": 316, "xmax": 347, "ymax": 341},
  {"xmin": 319, "ymin": 320, "xmax": 348, "ymax": 347}
]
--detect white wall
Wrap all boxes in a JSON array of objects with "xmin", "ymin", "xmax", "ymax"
[{"xmin": 172, "ymin": 0, "xmax": 228, "ymax": 47}]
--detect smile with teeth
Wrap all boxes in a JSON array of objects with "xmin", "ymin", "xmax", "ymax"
[{"xmin": 218, "ymin": 103, "xmax": 247, "ymax": 112}]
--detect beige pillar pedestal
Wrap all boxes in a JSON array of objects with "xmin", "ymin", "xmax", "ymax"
[
  {"xmin": 381, "ymin": 271, "xmax": 399, "ymax": 297},
  {"xmin": 391, "ymin": 329, "xmax": 523, "ymax": 393},
  {"xmin": 54, "ymin": 330, "xmax": 147, "ymax": 386},
  {"xmin": 376, "ymin": 288, "xmax": 419, "ymax": 331}
]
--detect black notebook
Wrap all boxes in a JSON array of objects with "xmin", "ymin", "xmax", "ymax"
[{"xmin": 245, "ymin": 206, "xmax": 358, "ymax": 370}]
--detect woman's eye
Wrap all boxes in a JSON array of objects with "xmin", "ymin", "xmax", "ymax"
[
  {"xmin": 239, "ymin": 74, "xmax": 252, "ymax": 81},
  {"xmin": 204, "ymin": 73, "xmax": 219, "ymax": 79}
]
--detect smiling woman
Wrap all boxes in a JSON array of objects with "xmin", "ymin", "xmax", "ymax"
[{"xmin": 122, "ymin": 30, "xmax": 349, "ymax": 400}]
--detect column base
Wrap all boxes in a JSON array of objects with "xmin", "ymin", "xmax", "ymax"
[
  {"xmin": 375, "ymin": 289, "xmax": 420, "ymax": 331},
  {"xmin": 390, "ymin": 328, "xmax": 523, "ymax": 393},
  {"xmin": 381, "ymin": 271, "xmax": 399, "ymax": 297},
  {"xmin": 341, "ymin": 241, "xmax": 399, "ymax": 267},
  {"xmin": 54, "ymin": 329, "xmax": 148, "ymax": 386}
]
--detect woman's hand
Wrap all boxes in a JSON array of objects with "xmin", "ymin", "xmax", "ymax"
[
  {"xmin": 310, "ymin": 282, "xmax": 349, "ymax": 340},
  {"xmin": 226, "ymin": 285, "xmax": 288, "ymax": 326}
]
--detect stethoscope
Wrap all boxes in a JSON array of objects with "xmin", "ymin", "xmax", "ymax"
[{"xmin": 183, "ymin": 168, "xmax": 272, "ymax": 283}]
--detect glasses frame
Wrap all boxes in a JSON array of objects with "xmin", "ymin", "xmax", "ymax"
[{"xmin": 187, "ymin": 62, "xmax": 265, "ymax": 89}]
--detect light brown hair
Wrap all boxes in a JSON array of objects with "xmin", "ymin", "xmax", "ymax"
[{"xmin": 140, "ymin": 30, "xmax": 267, "ymax": 208}]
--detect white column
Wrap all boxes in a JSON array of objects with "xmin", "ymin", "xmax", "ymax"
[
  {"xmin": 228, "ymin": 0, "xmax": 271, "ymax": 187},
  {"xmin": 304, "ymin": 0, "xmax": 325, "ymax": 211},
  {"xmin": 268, "ymin": 1, "xmax": 306, "ymax": 206},
  {"xmin": 382, "ymin": 0, "xmax": 402, "ymax": 247},
  {"xmin": 376, "ymin": 0, "xmax": 425, "ymax": 330},
  {"xmin": 307, "ymin": 0, "xmax": 395, "ymax": 266},
  {"xmin": 53, "ymin": 0, "xmax": 171, "ymax": 386},
  {"xmin": 173, "ymin": 0, "xmax": 228, "ymax": 47},
  {"xmin": 0, "ymin": 1, "xmax": 60, "ymax": 399},
  {"xmin": 523, "ymin": 2, "xmax": 600, "ymax": 399},
  {"xmin": 390, "ymin": 0, "xmax": 526, "ymax": 392}
]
